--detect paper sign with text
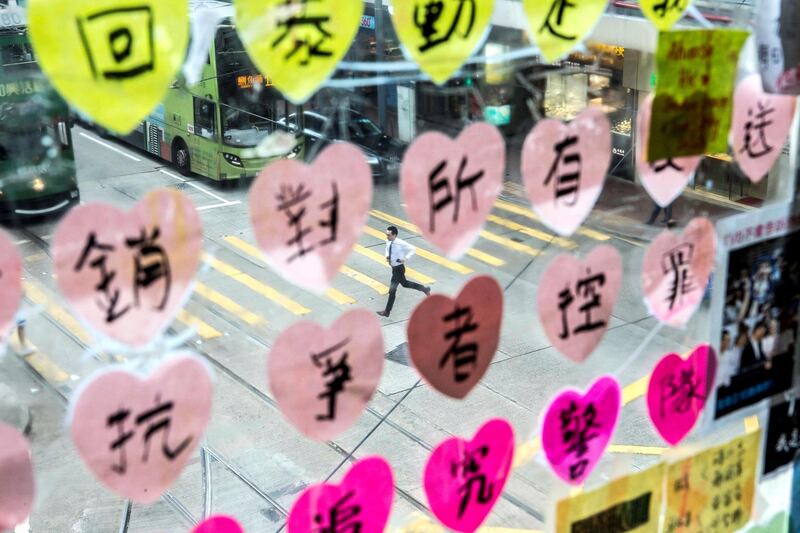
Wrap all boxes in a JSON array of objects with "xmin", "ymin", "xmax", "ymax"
[
  {"xmin": 0, "ymin": 423, "xmax": 34, "ymax": 531},
  {"xmin": 0, "ymin": 229, "xmax": 22, "ymax": 344},
  {"xmin": 524, "ymin": 0, "xmax": 607, "ymax": 63}
]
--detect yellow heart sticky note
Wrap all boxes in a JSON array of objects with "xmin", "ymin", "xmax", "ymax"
[
  {"xmin": 391, "ymin": 0, "xmax": 495, "ymax": 85},
  {"xmin": 524, "ymin": 0, "xmax": 607, "ymax": 63},
  {"xmin": 28, "ymin": 0, "xmax": 188, "ymax": 135},
  {"xmin": 640, "ymin": 0, "xmax": 691, "ymax": 30},
  {"xmin": 235, "ymin": 0, "xmax": 362, "ymax": 104}
]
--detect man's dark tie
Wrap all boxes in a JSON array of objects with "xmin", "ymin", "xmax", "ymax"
[{"xmin": 388, "ymin": 241, "xmax": 394, "ymax": 265}]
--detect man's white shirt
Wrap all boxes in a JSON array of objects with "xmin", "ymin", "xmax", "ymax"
[{"xmin": 386, "ymin": 238, "xmax": 415, "ymax": 266}]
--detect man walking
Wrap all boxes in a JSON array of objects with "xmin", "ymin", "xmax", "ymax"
[{"xmin": 377, "ymin": 226, "xmax": 430, "ymax": 317}]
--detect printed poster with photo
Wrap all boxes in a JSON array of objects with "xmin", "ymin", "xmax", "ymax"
[{"xmin": 706, "ymin": 202, "xmax": 800, "ymax": 426}]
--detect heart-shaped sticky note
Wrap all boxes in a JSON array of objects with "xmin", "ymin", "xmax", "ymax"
[
  {"xmin": 637, "ymin": 93, "xmax": 702, "ymax": 207},
  {"xmin": 288, "ymin": 456, "xmax": 394, "ymax": 533},
  {"xmin": 647, "ymin": 344, "xmax": 717, "ymax": 446},
  {"xmin": 192, "ymin": 515, "xmax": 244, "ymax": 533},
  {"xmin": 268, "ymin": 308, "xmax": 384, "ymax": 441},
  {"xmin": 70, "ymin": 353, "xmax": 213, "ymax": 504},
  {"xmin": 0, "ymin": 230, "xmax": 22, "ymax": 344},
  {"xmin": 0, "ymin": 423, "xmax": 34, "ymax": 531},
  {"xmin": 401, "ymin": 123, "xmax": 505, "ymax": 259},
  {"xmin": 28, "ymin": 0, "xmax": 188, "ymax": 134},
  {"xmin": 524, "ymin": 0, "xmax": 608, "ymax": 62},
  {"xmin": 234, "ymin": 0, "xmax": 362, "ymax": 103},
  {"xmin": 52, "ymin": 189, "xmax": 202, "ymax": 348},
  {"xmin": 732, "ymin": 74, "xmax": 798, "ymax": 184},
  {"xmin": 542, "ymin": 375, "xmax": 621, "ymax": 485},
  {"xmin": 249, "ymin": 142, "xmax": 372, "ymax": 293},
  {"xmin": 641, "ymin": 217, "xmax": 716, "ymax": 327},
  {"xmin": 639, "ymin": 0, "xmax": 691, "ymax": 30},
  {"xmin": 407, "ymin": 275, "xmax": 502, "ymax": 399},
  {"xmin": 391, "ymin": 0, "xmax": 495, "ymax": 85},
  {"xmin": 522, "ymin": 107, "xmax": 611, "ymax": 237},
  {"xmin": 424, "ymin": 418, "xmax": 514, "ymax": 532},
  {"xmin": 537, "ymin": 245, "xmax": 622, "ymax": 363}
]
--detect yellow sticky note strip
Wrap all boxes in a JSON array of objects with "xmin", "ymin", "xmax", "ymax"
[
  {"xmin": 640, "ymin": 0, "xmax": 691, "ymax": 31},
  {"xmin": 391, "ymin": 0, "xmax": 495, "ymax": 85},
  {"xmin": 524, "ymin": 0, "xmax": 607, "ymax": 63},
  {"xmin": 648, "ymin": 29, "xmax": 749, "ymax": 160},
  {"xmin": 28, "ymin": 0, "xmax": 189, "ymax": 134},
  {"xmin": 556, "ymin": 463, "xmax": 664, "ymax": 533},
  {"xmin": 234, "ymin": 0, "xmax": 362, "ymax": 104}
]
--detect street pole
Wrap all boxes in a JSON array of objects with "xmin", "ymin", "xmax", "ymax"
[{"xmin": 375, "ymin": 0, "xmax": 387, "ymax": 131}]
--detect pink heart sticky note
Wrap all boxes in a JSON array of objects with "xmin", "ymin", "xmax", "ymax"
[
  {"xmin": 0, "ymin": 229, "xmax": 22, "ymax": 343},
  {"xmin": 537, "ymin": 245, "xmax": 622, "ymax": 363},
  {"xmin": 424, "ymin": 418, "xmax": 514, "ymax": 533},
  {"xmin": 400, "ymin": 123, "xmax": 505, "ymax": 259},
  {"xmin": 647, "ymin": 344, "xmax": 717, "ymax": 446},
  {"xmin": 541, "ymin": 376, "xmax": 621, "ymax": 485},
  {"xmin": 641, "ymin": 217, "xmax": 716, "ymax": 327},
  {"xmin": 268, "ymin": 308, "xmax": 384, "ymax": 441},
  {"xmin": 192, "ymin": 515, "xmax": 244, "ymax": 533},
  {"xmin": 249, "ymin": 143, "xmax": 373, "ymax": 293},
  {"xmin": 522, "ymin": 107, "xmax": 611, "ymax": 237},
  {"xmin": 407, "ymin": 275, "xmax": 503, "ymax": 399},
  {"xmin": 732, "ymin": 73, "xmax": 798, "ymax": 183},
  {"xmin": 288, "ymin": 456, "xmax": 393, "ymax": 533},
  {"xmin": 52, "ymin": 189, "xmax": 202, "ymax": 348},
  {"xmin": 637, "ymin": 93, "xmax": 702, "ymax": 207},
  {"xmin": 70, "ymin": 353, "xmax": 213, "ymax": 504},
  {"xmin": 0, "ymin": 423, "xmax": 34, "ymax": 530}
]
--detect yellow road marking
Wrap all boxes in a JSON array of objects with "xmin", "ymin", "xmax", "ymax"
[
  {"xmin": 203, "ymin": 254, "xmax": 311, "ymax": 315},
  {"xmin": 362, "ymin": 225, "xmax": 472, "ymax": 274},
  {"xmin": 224, "ymin": 236, "xmax": 355, "ymax": 305},
  {"xmin": 608, "ymin": 444, "xmax": 666, "ymax": 455},
  {"xmin": 352, "ymin": 244, "xmax": 435, "ymax": 285},
  {"xmin": 24, "ymin": 351, "xmax": 70, "ymax": 383},
  {"xmin": 369, "ymin": 209, "xmax": 506, "ymax": 266},
  {"xmin": 478, "ymin": 229, "xmax": 541, "ymax": 257},
  {"xmin": 194, "ymin": 282, "xmax": 264, "ymax": 326},
  {"xmin": 176, "ymin": 310, "xmax": 222, "ymax": 340},
  {"xmin": 339, "ymin": 265, "xmax": 389, "ymax": 295},
  {"xmin": 495, "ymin": 199, "xmax": 610, "ymax": 241},
  {"xmin": 399, "ymin": 517, "xmax": 541, "ymax": 533},
  {"xmin": 24, "ymin": 281, "xmax": 91, "ymax": 344},
  {"xmin": 23, "ymin": 252, "xmax": 47, "ymax": 262},
  {"xmin": 622, "ymin": 375, "xmax": 649, "ymax": 406},
  {"xmin": 486, "ymin": 214, "xmax": 577, "ymax": 249}
]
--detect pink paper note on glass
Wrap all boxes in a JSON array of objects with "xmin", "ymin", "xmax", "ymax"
[
  {"xmin": 642, "ymin": 217, "xmax": 716, "ymax": 327},
  {"xmin": 401, "ymin": 123, "xmax": 505, "ymax": 259},
  {"xmin": 407, "ymin": 275, "xmax": 503, "ymax": 399},
  {"xmin": 288, "ymin": 456, "xmax": 394, "ymax": 533},
  {"xmin": 647, "ymin": 344, "xmax": 717, "ymax": 446},
  {"xmin": 538, "ymin": 245, "xmax": 622, "ymax": 363},
  {"xmin": 522, "ymin": 107, "xmax": 611, "ymax": 237},
  {"xmin": 637, "ymin": 93, "xmax": 702, "ymax": 207},
  {"xmin": 424, "ymin": 418, "xmax": 514, "ymax": 533},
  {"xmin": 70, "ymin": 353, "xmax": 213, "ymax": 504},
  {"xmin": 192, "ymin": 515, "xmax": 244, "ymax": 533},
  {"xmin": 0, "ymin": 423, "xmax": 34, "ymax": 530},
  {"xmin": 732, "ymin": 74, "xmax": 797, "ymax": 184},
  {"xmin": 541, "ymin": 375, "xmax": 621, "ymax": 485},
  {"xmin": 0, "ymin": 229, "xmax": 22, "ymax": 343},
  {"xmin": 268, "ymin": 308, "xmax": 384, "ymax": 441},
  {"xmin": 249, "ymin": 142, "xmax": 373, "ymax": 293},
  {"xmin": 52, "ymin": 189, "xmax": 202, "ymax": 348}
]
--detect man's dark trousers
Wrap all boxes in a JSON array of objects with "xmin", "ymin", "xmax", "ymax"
[{"xmin": 384, "ymin": 264, "xmax": 427, "ymax": 314}]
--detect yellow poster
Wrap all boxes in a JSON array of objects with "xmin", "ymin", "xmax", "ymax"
[
  {"xmin": 663, "ymin": 431, "xmax": 761, "ymax": 533},
  {"xmin": 524, "ymin": 0, "xmax": 607, "ymax": 63},
  {"xmin": 556, "ymin": 463, "xmax": 664, "ymax": 533},
  {"xmin": 639, "ymin": 0, "xmax": 692, "ymax": 31},
  {"xmin": 235, "ymin": 0, "xmax": 362, "ymax": 104},
  {"xmin": 391, "ymin": 0, "xmax": 495, "ymax": 85},
  {"xmin": 28, "ymin": 0, "xmax": 189, "ymax": 134}
]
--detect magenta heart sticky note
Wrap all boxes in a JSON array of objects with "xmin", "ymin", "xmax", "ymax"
[
  {"xmin": 541, "ymin": 375, "xmax": 621, "ymax": 485},
  {"xmin": 249, "ymin": 142, "xmax": 373, "ymax": 293},
  {"xmin": 641, "ymin": 217, "xmax": 716, "ymax": 327},
  {"xmin": 288, "ymin": 456, "xmax": 393, "ymax": 533},
  {"xmin": 637, "ymin": 93, "xmax": 702, "ymax": 207},
  {"xmin": 52, "ymin": 189, "xmax": 202, "ymax": 348},
  {"xmin": 70, "ymin": 353, "xmax": 213, "ymax": 504},
  {"xmin": 268, "ymin": 308, "xmax": 384, "ymax": 441},
  {"xmin": 401, "ymin": 123, "xmax": 505, "ymax": 259},
  {"xmin": 424, "ymin": 418, "xmax": 514, "ymax": 532},
  {"xmin": 192, "ymin": 515, "xmax": 244, "ymax": 533},
  {"xmin": 732, "ymin": 74, "xmax": 797, "ymax": 183},
  {"xmin": 407, "ymin": 275, "xmax": 502, "ymax": 399},
  {"xmin": 0, "ymin": 423, "xmax": 34, "ymax": 530},
  {"xmin": 522, "ymin": 108, "xmax": 611, "ymax": 237},
  {"xmin": 647, "ymin": 344, "xmax": 717, "ymax": 446},
  {"xmin": 537, "ymin": 245, "xmax": 622, "ymax": 363},
  {"xmin": 0, "ymin": 229, "xmax": 22, "ymax": 343}
]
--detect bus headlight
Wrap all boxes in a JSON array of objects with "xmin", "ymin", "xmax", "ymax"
[
  {"xmin": 365, "ymin": 155, "xmax": 380, "ymax": 166},
  {"xmin": 32, "ymin": 177, "xmax": 45, "ymax": 192},
  {"xmin": 223, "ymin": 153, "xmax": 244, "ymax": 167}
]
